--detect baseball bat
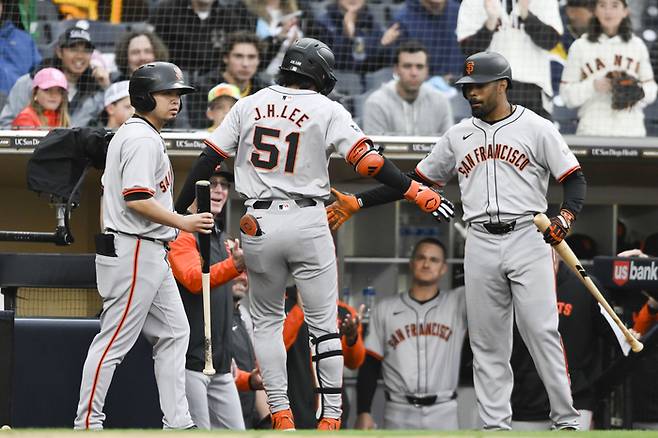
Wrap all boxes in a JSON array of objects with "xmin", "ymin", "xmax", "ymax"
[
  {"xmin": 195, "ymin": 180, "xmax": 216, "ymax": 375},
  {"xmin": 534, "ymin": 213, "xmax": 643, "ymax": 353}
]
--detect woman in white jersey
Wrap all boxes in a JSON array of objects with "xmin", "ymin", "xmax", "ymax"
[{"xmin": 560, "ymin": 0, "xmax": 657, "ymax": 136}]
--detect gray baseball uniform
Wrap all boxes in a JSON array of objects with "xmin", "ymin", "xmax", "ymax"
[
  {"xmin": 365, "ymin": 287, "xmax": 467, "ymax": 429},
  {"xmin": 205, "ymin": 85, "xmax": 367, "ymax": 420},
  {"xmin": 416, "ymin": 105, "xmax": 580, "ymax": 430},
  {"xmin": 74, "ymin": 117, "xmax": 193, "ymax": 430}
]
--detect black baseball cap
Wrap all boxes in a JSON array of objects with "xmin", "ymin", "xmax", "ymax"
[
  {"xmin": 566, "ymin": 0, "xmax": 595, "ymax": 6},
  {"xmin": 58, "ymin": 26, "xmax": 95, "ymax": 50},
  {"xmin": 213, "ymin": 163, "xmax": 234, "ymax": 182}
]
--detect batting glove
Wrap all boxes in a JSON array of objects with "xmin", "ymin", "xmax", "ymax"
[
  {"xmin": 543, "ymin": 209, "xmax": 574, "ymax": 245},
  {"xmin": 404, "ymin": 180, "xmax": 455, "ymax": 222},
  {"xmin": 326, "ymin": 188, "xmax": 361, "ymax": 230}
]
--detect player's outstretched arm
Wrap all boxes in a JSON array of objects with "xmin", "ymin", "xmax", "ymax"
[
  {"xmin": 327, "ymin": 171, "xmax": 455, "ymax": 230},
  {"xmin": 344, "ymin": 142, "xmax": 455, "ymax": 222},
  {"xmin": 174, "ymin": 146, "xmax": 225, "ymax": 214}
]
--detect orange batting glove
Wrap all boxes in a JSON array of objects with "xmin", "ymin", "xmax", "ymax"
[{"xmin": 326, "ymin": 188, "xmax": 361, "ymax": 230}]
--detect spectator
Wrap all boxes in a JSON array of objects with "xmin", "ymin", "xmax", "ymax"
[
  {"xmin": 0, "ymin": 0, "xmax": 42, "ymax": 96},
  {"xmin": 563, "ymin": 0, "xmax": 595, "ymax": 50},
  {"xmin": 168, "ymin": 164, "xmax": 251, "ymax": 430},
  {"xmin": 393, "ymin": 0, "xmax": 464, "ymax": 79},
  {"xmin": 457, "ymin": 0, "xmax": 563, "ymax": 119},
  {"xmin": 355, "ymin": 238, "xmax": 467, "ymax": 430},
  {"xmin": 102, "ymin": 81, "xmax": 132, "ymax": 129},
  {"xmin": 113, "ymin": 31, "xmax": 169, "ymax": 81},
  {"xmin": 230, "ymin": 274, "xmax": 270, "ymax": 429},
  {"xmin": 206, "ymin": 83, "xmax": 240, "ymax": 131},
  {"xmin": 510, "ymin": 257, "xmax": 622, "ymax": 431},
  {"xmin": 363, "ymin": 41, "xmax": 453, "ymax": 136},
  {"xmin": 244, "ymin": 0, "xmax": 302, "ymax": 77},
  {"xmin": 314, "ymin": 0, "xmax": 399, "ymax": 73},
  {"xmin": 149, "ymin": 0, "xmax": 256, "ymax": 79},
  {"xmin": 188, "ymin": 32, "xmax": 267, "ymax": 129},
  {"xmin": 12, "ymin": 67, "xmax": 70, "ymax": 129},
  {"xmin": 283, "ymin": 286, "xmax": 365, "ymax": 428},
  {"xmin": 0, "ymin": 26, "xmax": 106, "ymax": 128},
  {"xmin": 560, "ymin": 0, "xmax": 657, "ymax": 136}
]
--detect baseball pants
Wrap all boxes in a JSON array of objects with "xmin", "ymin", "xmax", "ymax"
[
  {"xmin": 383, "ymin": 399, "xmax": 459, "ymax": 430},
  {"xmin": 513, "ymin": 409, "xmax": 592, "ymax": 430},
  {"xmin": 242, "ymin": 200, "xmax": 343, "ymax": 420},
  {"xmin": 464, "ymin": 220, "xmax": 579, "ymax": 430},
  {"xmin": 185, "ymin": 370, "xmax": 245, "ymax": 429},
  {"xmin": 74, "ymin": 235, "xmax": 193, "ymax": 430}
]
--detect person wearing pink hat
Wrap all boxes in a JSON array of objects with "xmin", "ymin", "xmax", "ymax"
[
  {"xmin": 206, "ymin": 83, "xmax": 240, "ymax": 130},
  {"xmin": 12, "ymin": 67, "xmax": 70, "ymax": 129}
]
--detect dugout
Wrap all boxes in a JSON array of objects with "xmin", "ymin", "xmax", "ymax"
[
  {"xmin": 0, "ymin": 253, "xmax": 161, "ymax": 428},
  {"xmin": 1, "ymin": 130, "xmax": 658, "ymax": 428}
]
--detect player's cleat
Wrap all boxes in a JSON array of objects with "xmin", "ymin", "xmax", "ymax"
[
  {"xmin": 317, "ymin": 417, "xmax": 341, "ymax": 430},
  {"xmin": 272, "ymin": 409, "xmax": 296, "ymax": 431}
]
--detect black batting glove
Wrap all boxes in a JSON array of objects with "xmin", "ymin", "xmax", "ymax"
[
  {"xmin": 542, "ymin": 209, "xmax": 573, "ymax": 245},
  {"xmin": 430, "ymin": 196, "xmax": 455, "ymax": 223}
]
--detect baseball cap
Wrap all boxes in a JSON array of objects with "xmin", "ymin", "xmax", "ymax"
[
  {"xmin": 208, "ymin": 83, "xmax": 241, "ymax": 103},
  {"xmin": 566, "ymin": 0, "xmax": 595, "ymax": 7},
  {"xmin": 58, "ymin": 26, "xmax": 95, "ymax": 50},
  {"xmin": 33, "ymin": 68, "xmax": 68, "ymax": 91},
  {"xmin": 213, "ymin": 163, "xmax": 234, "ymax": 182},
  {"xmin": 104, "ymin": 81, "xmax": 130, "ymax": 107}
]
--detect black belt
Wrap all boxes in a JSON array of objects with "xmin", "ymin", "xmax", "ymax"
[
  {"xmin": 252, "ymin": 199, "xmax": 317, "ymax": 209},
  {"xmin": 106, "ymin": 228, "xmax": 170, "ymax": 249},
  {"xmin": 482, "ymin": 221, "xmax": 516, "ymax": 234},
  {"xmin": 385, "ymin": 391, "xmax": 456, "ymax": 406}
]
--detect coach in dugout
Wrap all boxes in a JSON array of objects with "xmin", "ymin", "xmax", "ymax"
[
  {"xmin": 355, "ymin": 237, "xmax": 467, "ymax": 430},
  {"xmin": 168, "ymin": 164, "xmax": 259, "ymax": 429}
]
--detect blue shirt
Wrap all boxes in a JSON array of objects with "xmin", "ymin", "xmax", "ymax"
[
  {"xmin": 394, "ymin": 0, "xmax": 464, "ymax": 77},
  {"xmin": 0, "ymin": 20, "xmax": 42, "ymax": 94}
]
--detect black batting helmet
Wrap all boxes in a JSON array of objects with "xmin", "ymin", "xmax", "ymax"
[
  {"xmin": 455, "ymin": 52, "xmax": 512, "ymax": 87},
  {"xmin": 279, "ymin": 38, "xmax": 337, "ymax": 95},
  {"xmin": 129, "ymin": 62, "xmax": 195, "ymax": 112}
]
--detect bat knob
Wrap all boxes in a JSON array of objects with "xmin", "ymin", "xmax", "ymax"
[{"xmin": 203, "ymin": 368, "xmax": 216, "ymax": 376}]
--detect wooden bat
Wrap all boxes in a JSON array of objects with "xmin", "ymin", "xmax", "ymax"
[
  {"xmin": 534, "ymin": 213, "xmax": 643, "ymax": 353},
  {"xmin": 196, "ymin": 180, "xmax": 216, "ymax": 375}
]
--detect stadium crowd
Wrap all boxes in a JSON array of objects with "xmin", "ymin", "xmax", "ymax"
[{"xmin": 2, "ymin": 0, "xmax": 658, "ymax": 135}]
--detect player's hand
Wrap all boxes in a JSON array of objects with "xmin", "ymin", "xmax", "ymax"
[
  {"xmin": 354, "ymin": 412, "xmax": 376, "ymax": 430},
  {"xmin": 542, "ymin": 209, "xmax": 574, "ymax": 246},
  {"xmin": 326, "ymin": 188, "xmax": 361, "ymax": 230},
  {"xmin": 404, "ymin": 181, "xmax": 455, "ymax": 222},
  {"xmin": 180, "ymin": 212, "xmax": 214, "ymax": 234},
  {"xmin": 340, "ymin": 304, "xmax": 363, "ymax": 347},
  {"xmin": 248, "ymin": 367, "xmax": 264, "ymax": 390},
  {"xmin": 227, "ymin": 238, "xmax": 245, "ymax": 272}
]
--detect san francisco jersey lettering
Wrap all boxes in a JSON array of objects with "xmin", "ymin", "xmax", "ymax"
[{"xmin": 416, "ymin": 106, "xmax": 580, "ymax": 223}]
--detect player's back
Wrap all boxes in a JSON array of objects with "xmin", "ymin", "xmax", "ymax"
[{"xmin": 225, "ymin": 85, "xmax": 363, "ymax": 200}]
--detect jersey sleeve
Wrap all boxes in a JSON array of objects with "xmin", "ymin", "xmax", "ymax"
[
  {"xmin": 120, "ymin": 136, "xmax": 160, "ymax": 199},
  {"xmin": 415, "ymin": 135, "xmax": 457, "ymax": 186},
  {"xmin": 364, "ymin": 300, "xmax": 385, "ymax": 359},
  {"xmin": 205, "ymin": 99, "xmax": 241, "ymax": 157},
  {"xmin": 326, "ymin": 102, "xmax": 369, "ymax": 159},
  {"xmin": 536, "ymin": 120, "xmax": 580, "ymax": 182}
]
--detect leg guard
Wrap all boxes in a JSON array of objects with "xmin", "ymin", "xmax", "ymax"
[{"xmin": 309, "ymin": 332, "xmax": 343, "ymax": 420}]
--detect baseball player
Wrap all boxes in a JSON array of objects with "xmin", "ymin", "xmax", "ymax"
[
  {"xmin": 355, "ymin": 238, "xmax": 467, "ymax": 430},
  {"xmin": 328, "ymin": 51, "xmax": 588, "ymax": 431},
  {"xmin": 173, "ymin": 38, "xmax": 455, "ymax": 431},
  {"xmin": 74, "ymin": 62, "xmax": 214, "ymax": 430},
  {"xmin": 168, "ymin": 165, "xmax": 254, "ymax": 430}
]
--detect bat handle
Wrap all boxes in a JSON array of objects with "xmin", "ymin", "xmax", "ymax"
[{"xmin": 629, "ymin": 337, "xmax": 644, "ymax": 353}]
